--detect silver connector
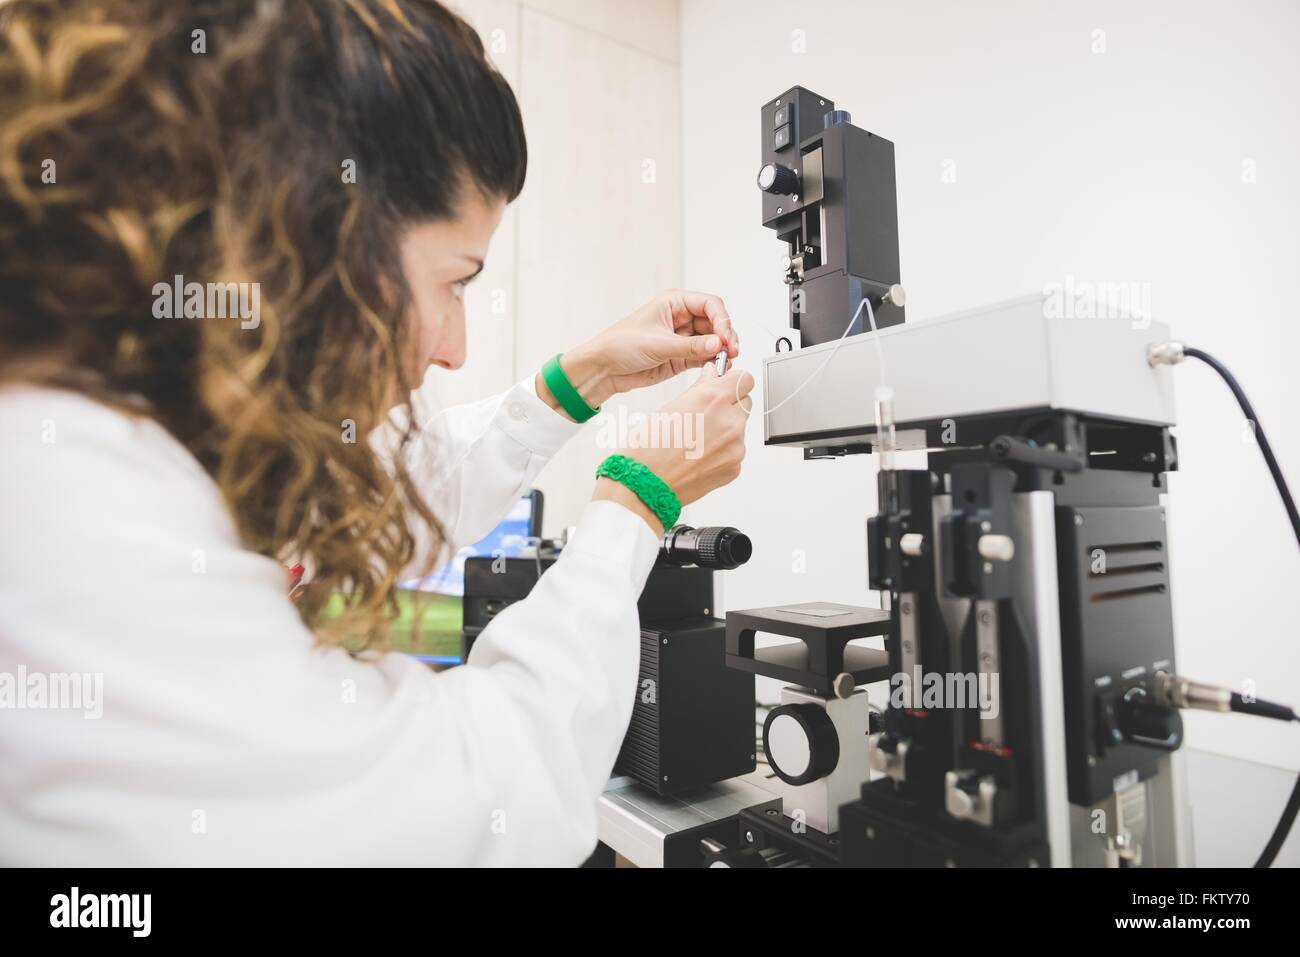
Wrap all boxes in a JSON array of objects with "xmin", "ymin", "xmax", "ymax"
[
  {"xmin": 1147, "ymin": 341, "xmax": 1186, "ymax": 367},
  {"xmin": 1154, "ymin": 671, "xmax": 1232, "ymax": 713},
  {"xmin": 944, "ymin": 770, "xmax": 997, "ymax": 828},
  {"xmin": 874, "ymin": 386, "xmax": 897, "ymax": 475},
  {"xmin": 882, "ymin": 283, "xmax": 907, "ymax": 308},
  {"xmin": 899, "ymin": 532, "xmax": 925, "ymax": 557},
  {"xmin": 977, "ymin": 533, "xmax": 1015, "ymax": 562},
  {"xmin": 1099, "ymin": 782, "xmax": 1147, "ymax": 867},
  {"xmin": 868, "ymin": 732, "xmax": 908, "ymax": 785}
]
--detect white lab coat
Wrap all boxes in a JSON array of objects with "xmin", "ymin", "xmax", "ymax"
[{"xmin": 0, "ymin": 376, "xmax": 658, "ymax": 865}]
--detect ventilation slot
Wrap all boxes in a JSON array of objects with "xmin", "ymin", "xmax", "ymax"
[
  {"xmin": 1089, "ymin": 583, "xmax": 1167, "ymax": 603},
  {"xmin": 1089, "ymin": 561, "xmax": 1165, "ymax": 578},
  {"xmin": 1090, "ymin": 540, "xmax": 1163, "ymax": 555}
]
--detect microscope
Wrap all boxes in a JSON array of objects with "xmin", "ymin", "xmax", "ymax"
[
  {"xmin": 716, "ymin": 86, "xmax": 1192, "ymax": 867},
  {"xmin": 592, "ymin": 86, "xmax": 1296, "ymax": 869}
]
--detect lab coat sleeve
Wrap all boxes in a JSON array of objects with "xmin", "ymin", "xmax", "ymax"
[
  {"xmin": 431, "ymin": 499, "xmax": 659, "ymax": 862},
  {"xmin": 0, "ymin": 386, "xmax": 659, "ymax": 866},
  {"xmin": 388, "ymin": 374, "xmax": 584, "ymax": 562}
]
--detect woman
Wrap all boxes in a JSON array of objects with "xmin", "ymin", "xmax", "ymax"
[{"xmin": 0, "ymin": 0, "xmax": 752, "ymax": 864}]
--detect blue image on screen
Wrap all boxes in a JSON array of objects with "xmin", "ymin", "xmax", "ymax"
[{"xmin": 403, "ymin": 494, "xmax": 535, "ymax": 597}]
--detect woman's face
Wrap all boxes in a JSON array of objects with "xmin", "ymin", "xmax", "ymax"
[{"xmin": 399, "ymin": 188, "xmax": 506, "ymax": 376}]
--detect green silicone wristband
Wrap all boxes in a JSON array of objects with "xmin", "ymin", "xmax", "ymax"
[
  {"xmin": 595, "ymin": 454, "xmax": 682, "ymax": 531},
  {"xmin": 541, "ymin": 353, "xmax": 600, "ymax": 424}
]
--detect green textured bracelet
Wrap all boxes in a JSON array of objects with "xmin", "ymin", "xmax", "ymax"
[
  {"xmin": 541, "ymin": 353, "xmax": 600, "ymax": 424},
  {"xmin": 595, "ymin": 454, "xmax": 682, "ymax": 530}
]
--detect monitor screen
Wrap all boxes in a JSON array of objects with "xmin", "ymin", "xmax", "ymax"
[
  {"xmin": 404, "ymin": 492, "xmax": 538, "ymax": 597},
  {"xmin": 389, "ymin": 492, "xmax": 541, "ymax": 666}
]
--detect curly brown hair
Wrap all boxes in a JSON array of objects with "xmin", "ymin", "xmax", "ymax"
[{"xmin": 0, "ymin": 0, "xmax": 527, "ymax": 646}]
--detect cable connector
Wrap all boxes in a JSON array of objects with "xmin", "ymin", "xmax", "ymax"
[
  {"xmin": 1154, "ymin": 671, "xmax": 1297, "ymax": 722},
  {"xmin": 1147, "ymin": 341, "xmax": 1186, "ymax": 367},
  {"xmin": 1153, "ymin": 671, "xmax": 1230, "ymax": 712}
]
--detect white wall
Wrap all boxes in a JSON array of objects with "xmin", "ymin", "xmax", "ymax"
[
  {"xmin": 678, "ymin": 0, "xmax": 1300, "ymax": 770},
  {"xmin": 442, "ymin": 0, "xmax": 683, "ymax": 530}
]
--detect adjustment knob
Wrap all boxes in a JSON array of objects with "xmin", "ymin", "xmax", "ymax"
[
  {"xmin": 763, "ymin": 703, "xmax": 840, "ymax": 786},
  {"xmin": 757, "ymin": 163, "xmax": 799, "ymax": 195},
  {"xmin": 1115, "ymin": 686, "xmax": 1183, "ymax": 751}
]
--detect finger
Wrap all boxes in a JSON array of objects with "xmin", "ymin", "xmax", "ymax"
[
  {"xmin": 726, "ymin": 368, "xmax": 756, "ymax": 401},
  {"xmin": 662, "ymin": 331, "xmax": 722, "ymax": 363},
  {"xmin": 696, "ymin": 360, "xmax": 719, "ymax": 384},
  {"xmin": 671, "ymin": 290, "xmax": 738, "ymax": 357}
]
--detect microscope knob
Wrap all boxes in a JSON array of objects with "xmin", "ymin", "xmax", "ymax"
[
  {"xmin": 757, "ymin": 163, "xmax": 799, "ymax": 196},
  {"xmin": 868, "ymin": 709, "xmax": 886, "ymax": 735},
  {"xmin": 824, "ymin": 109, "xmax": 852, "ymax": 128},
  {"xmin": 763, "ymin": 703, "xmax": 840, "ymax": 786},
  {"xmin": 1115, "ymin": 686, "xmax": 1184, "ymax": 751}
]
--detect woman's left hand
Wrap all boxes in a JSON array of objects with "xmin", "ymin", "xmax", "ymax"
[{"xmin": 539, "ymin": 290, "xmax": 739, "ymax": 414}]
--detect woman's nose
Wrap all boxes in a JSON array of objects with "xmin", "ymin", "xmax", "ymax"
[{"xmin": 430, "ymin": 311, "xmax": 467, "ymax": 371}]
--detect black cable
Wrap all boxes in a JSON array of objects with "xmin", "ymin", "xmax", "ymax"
[
  {"xmin": 1231, "ymin": 693, "xmax": 1297, "ymax": 723},
  {"xmin": 1183, "ymin": 348, "xmax": 1300, "ymax": 549},
  {"xmin": 1180, "ymin": 347, "xmax": 1300, "ymax": 869},
  {"xmin": 1255, "ymin": 717, "xmax": 1300, "ymax": 869}
]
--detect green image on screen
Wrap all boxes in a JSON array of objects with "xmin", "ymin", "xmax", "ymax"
[{"xmin": 323, "ymin": 590, "xmax": 464, "ymax": 663}]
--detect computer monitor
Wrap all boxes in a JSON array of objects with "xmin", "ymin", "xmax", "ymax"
[{"xmin": 390, "ymin": 490, "xmax": 544, "ymax": 666}]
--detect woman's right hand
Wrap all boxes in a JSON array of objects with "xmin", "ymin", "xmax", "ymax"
[{"xmin": 593, "ymin": 365, "xmax": 755, "ymax": 534}]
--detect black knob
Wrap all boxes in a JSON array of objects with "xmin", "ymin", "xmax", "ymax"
[
  {"xmin": 757, "ymin": 163, "xmax": 799, "ymax": 195},
  {"xmin": 763, "ymin": 703, "xmax": 839, "ymax": 786},
  {"xmin": 1115, "ymin": 687, "xmax": 1183, "ymax": 751},
  {"xmin": 824, "ymin": 109, "xmax": 852, "ymax": 128}
]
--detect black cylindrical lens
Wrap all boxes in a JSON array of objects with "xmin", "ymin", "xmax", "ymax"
[{"xmin": 658, "ymin": 525, "xmax": 752, "ymax": 570}]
